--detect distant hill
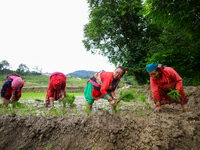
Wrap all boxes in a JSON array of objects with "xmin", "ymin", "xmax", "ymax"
[{"xmin": 68, "ymin": 70, "xmax": 97, "ymax": 78}]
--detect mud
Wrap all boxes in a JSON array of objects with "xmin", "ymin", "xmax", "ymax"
[{"xmin": 0, "ymin": 85, "xmax": 200, "ymax": 150}]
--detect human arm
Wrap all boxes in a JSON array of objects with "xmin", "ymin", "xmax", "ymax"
[
  {"xmin": 48, "ymin": 82, "xmax": 55, "ymax": 108},
  {"xmin": 10, "ymin": 95, "xmax": 15, "ymax": 103},
  {"xmin": 150, "ymin": 78, "xmax": 163, "ymax": 111},
  {"xmin": 110, "ymin": 92, "xmax": 119, "ymax": 100}
]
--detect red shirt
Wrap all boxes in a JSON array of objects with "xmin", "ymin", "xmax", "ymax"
[
  {"xmin": 92, "ymin": 72, "xmax": 120, "ymax": 99},
  {"xmin": 150, "ymin": 67, "xmax": 183, "ymax": 102}
]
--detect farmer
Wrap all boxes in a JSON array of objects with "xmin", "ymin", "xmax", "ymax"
[
  {"xmin": 84, "ymin": 66, "xmax": 126, "ymax": 113},
  {"xmin": 45, "ymin": 72, "xmax": 67, "ymax": 108},
  {"xmin": 1, "ymin": 73, "xmax": 24, "ymax": 106},
  {"xmin": 146, "ymin": 62, "xmax": 188, "ymax": 112}
]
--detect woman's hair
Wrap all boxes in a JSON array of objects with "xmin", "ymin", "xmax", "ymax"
[{"xmin": 116, "ymin": 66, "xmax": 126, "ymax": 76}]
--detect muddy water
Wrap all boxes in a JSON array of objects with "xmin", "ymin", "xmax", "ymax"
[{"xmin": 14, "ymin": 94, "xmax": 150, "ymax": 118}]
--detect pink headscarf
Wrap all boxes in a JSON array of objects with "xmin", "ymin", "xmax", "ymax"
[{"xmin": 10, "ymin": 76, "xmax": 24, "ymax": 88}]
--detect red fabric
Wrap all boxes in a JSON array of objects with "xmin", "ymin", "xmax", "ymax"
[
  {"xmin": 4, "ymin": 87, "xmax": 21, "ymax": 101},
  {"xmin": 91, "ymin": 72, "xmax": 120, "ymax": 99},
  {"xmin": 150, "ymin": 67, "xmax": 188, "ymax": 105},
  {"xmin": 45, "ymin": 75, "xmax": 66, "ymax": 102},
  {"xmin": 50, "ymin": 72, "xmax": 66, "ymax": 80}
]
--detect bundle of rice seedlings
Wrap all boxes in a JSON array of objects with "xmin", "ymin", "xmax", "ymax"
[
  {"xmin": 119, "ymin": 91, "xmax": 135, "ymax": 102},
  {"xmin": 167, "ymin": 89, "xmax": 181, "ymax": 102},
  {"xmin": 63, "ymin": 94, "xmax": 75, "ymax": 105}
]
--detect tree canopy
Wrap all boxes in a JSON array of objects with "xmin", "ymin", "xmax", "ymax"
[
  {"xmin": 83, "ymin": 0, "xmax": 200, "ymax": 85},
  {"xmin": 83, "ymin": 0, "xmax": 161, "ymax": 84}
]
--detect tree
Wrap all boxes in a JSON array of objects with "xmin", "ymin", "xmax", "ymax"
[
  {"xmin": 83, "ymin": 0, "xmax": 155, "ymax": 84},
  {"xmin": 146, "ymin": 0, "xmax": 200, "ymax": 43},
  {"xmin": 1, "ymin": 60, "xmax": 10, "ymax": 74},
  {"xmin": 147, "ymin": 26, "xmax": 200, "ymax": 86},
  {"xmin": 32, "ymin": 66, "xmax": 42, "ymax": 75},
  {"xmin": 16, "ymin": 63, "xmax": 30, "ymax": 74}
]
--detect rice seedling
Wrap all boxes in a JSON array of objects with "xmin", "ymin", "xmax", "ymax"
[
  {"xmin": 86, "ymin": 104, "xmax": 90, "ymax": 116},
  {"xmin": 139, "ymin": 94, "xmax": 146, "ymax": 103},
  {"xmin": 12, "ymin": 102, "xmax": 27, "ymax": 109},
  {"xmin": 43, "ymin": 143, "xmax": 54, "ymax": 149},
  {"xmin": 167, "ymin": 89, "xmax": 181, "ymax": 102},
  {"xmin": 119, "ymin": 91, "xmax": 135, "ymax": 102},
  {"xmin": 135, "ymin": 110, "xmax": 138, "ymax": 116},
  {"xmin": 63, "ymin": 94, "xmax": 75, "ymax": 107},
  {"xmin": 65, "ymin": 109, "xmax": 69, "ymax": 117},
  {"xmin": 126, "ymin": 106, "xmax": 130, "ymax": 115},
  {"xmin": 20, "ymin": 108, "xmax": 27, "ymax": 117},
  {"xmin": 0, "ymin": 108, "xmax": 3, "ymax": 116},
  {"xmin": 34, "ymin": 99, "xmax": 42, "ymax": 102},
  {"xmin": 74, "ymin": 106, "xmax": 77, "ymax": 115},
  {"xmin": 18, "ymin": 145, "xmax": 24, "ymax": 149},
  {"xmin": 92, "ymin": 143, "xmax": 97, "ymax": 149},
  {"xmin": 9, "ymin": 106, "xmax": 17, "ymax": 114},
  {"xmin": 116, "ymin": 103, "xmax": 121, "ymax": 114},
  {"xmin": 52, "ymin": 108, "xmax": 60, "ymax": 117},
  {"xmin": 3, "ymin": 107, "xmax": 9, "ymax": 115}
]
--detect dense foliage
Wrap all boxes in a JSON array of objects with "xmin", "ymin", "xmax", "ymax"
[
  {"xmin": 83, "ymin": 0, "xmax": 161, "ymax": 84},
  {"xmin": 83, "ymin": 0, "xmax": 200, "ymax": 86}
]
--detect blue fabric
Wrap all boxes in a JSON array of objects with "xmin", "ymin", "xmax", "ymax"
[{"xmin": 146, "ymin": 62, "xmax": 158, "ymax": 72}]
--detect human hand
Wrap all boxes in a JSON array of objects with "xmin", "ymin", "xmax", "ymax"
[
  {"xmin": 113, "ymin": 96, "xmax": 119, "ymax": 100},
  {"xmin": 154, "ymin": 106, "xmax": 163, "ymax": 112},
  {"xmin": 110, "ymin": 100, "xmax": 115, "ymax": 105},
  {"xmin": 9, "ymin": 98, "xmax": 13, "ymax": 103}
]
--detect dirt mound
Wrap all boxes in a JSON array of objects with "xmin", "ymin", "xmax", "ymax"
[{"xmin": 0, "ymin": 85, "xmax": 200, "ymax": 150}]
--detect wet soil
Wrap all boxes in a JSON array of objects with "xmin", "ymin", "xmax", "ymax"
[{"xmin": 0, "ymin": 85, "xmax": 200, "ymax": 150}]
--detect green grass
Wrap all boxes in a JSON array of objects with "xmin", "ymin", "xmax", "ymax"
[
  {"xmin": 0, "ymin": 74, "xmax": 88, "ymax": 87},
  {"xmin": 21, "ymin": 93, "xmax": 84, "ymax": 100}
]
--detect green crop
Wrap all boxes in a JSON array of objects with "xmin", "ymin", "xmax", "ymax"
[
  {"xmin": 167, "ymin": 89, "xmax": 181, "ymax": 102},
  {"xmin": 139, "ymin": 94, "xmax": 146, "ymax": 103},
  {"xmin": 119, "ymin": 91, "xmax": 135, "ymax": 102},
  {"xmin": 12, "ymin": 102, "xmax": 27, "ymax": 108},
  {"xmin": 63, "ymin": 94, "xmax": 75, "ymax": 105}
]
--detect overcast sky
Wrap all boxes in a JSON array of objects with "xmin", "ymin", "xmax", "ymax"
[{"xmin": 0, "ymin": 0, "xmax": 116, "ymax": 74}]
